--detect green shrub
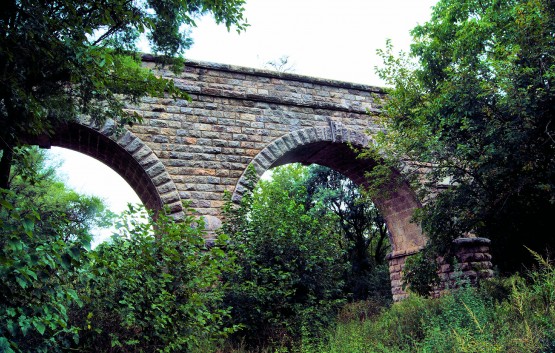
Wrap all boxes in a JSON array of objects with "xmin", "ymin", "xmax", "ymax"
[
  {"xmin": 222, "ymin": 165, "xmax": 347, "ymax": 349},
  {"xmin": 211, "ymin": 251, "xmax": 555, "ymax": 353},
  {"xmin": 401, "ymin": 247, "xmax": 440, "ymax": 298},
  {"xmin": 0, "ymin": 148, "xmax": 108, "ymax": 353},
  {"xmin": 68, "ymin": 204, "xmax": 236, "ymax": 352},
  {"xmin": 336, "ymin": 297, "xmax": 390, "ymax": 324},
  {"xmin": 312, "ymin": 250, "xmax": 555, "ymax": 353}
]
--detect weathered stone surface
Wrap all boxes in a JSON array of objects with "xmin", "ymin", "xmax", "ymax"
[{"xmin": 431, "ymin": 237, "xmax": 494, "ymax": 298}]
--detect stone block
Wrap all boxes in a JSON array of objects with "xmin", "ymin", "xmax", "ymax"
[
  {"xmin": 478, "ymin": 269, "xmax": 494, "ymax": 279},
  {"xmin": 147, "ymin": 163, "xmax": 167, "ymax": 179},
  {"xmin": 470, "ymin": 261, "xmax": 493, "ymax": 270}
]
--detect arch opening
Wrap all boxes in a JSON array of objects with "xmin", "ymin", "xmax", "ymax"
[
  {"xmin": 234, "ymin": 127, "xmax": 428, "ymax": 301},
  {"xmin": 43, "ymin": 121, "xmax": 183, "ymax": 218},
  {"xmin": 243, "ymin": 161, "xmax": 395, "ymax": 301},
  {"xmin": 235, "ymin": 127, "xmax": 427, "ymax": 255}
]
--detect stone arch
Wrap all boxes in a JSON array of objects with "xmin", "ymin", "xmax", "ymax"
[
  {"xmin": 47, "ymin": 119, "xmax": 184, "ymax": 219},
  {"xmin": 233, "ymin": 124, "xmax": 427, "ymax": 255},
  {"xmin": 233, "ymin": 124, "xmax": 427, "ymax": 300}
]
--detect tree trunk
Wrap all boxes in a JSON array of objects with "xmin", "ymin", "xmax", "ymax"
[{"xmin": 0, "ymin": 147, "xmax": 13, "ymax": 190}]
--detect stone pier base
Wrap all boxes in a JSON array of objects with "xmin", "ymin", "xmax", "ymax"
[
  {"xmin": 386, "ymin": 248, "xmax": 421, "ymax": 302},
  {"xmin": 387, "ymin": 237, "xmax": 494, "ymax": 301},
  {"xmin": 434, "ymin": 237, "xmax": 494, "ymax": 297}
]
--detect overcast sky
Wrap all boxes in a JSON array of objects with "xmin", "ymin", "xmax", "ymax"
[
  {"xmin": 186, "ymin": 0, "xmax": 437, "ymax": 85},
  {"xmin": 47, "ymin": 0, "xmax": 438, "ymax": 226}
]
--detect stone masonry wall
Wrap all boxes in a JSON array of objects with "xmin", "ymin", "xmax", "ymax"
[
  {"xmin": 126, "ymin": 58, "xmax": 386, "ymax": 217},
  {"xmin": 388, "ymin": 237, "xmax": 494, "ymax": 301},
  {"xmin": 435, "ymin": 237, "xmax": 494, "ymax": 296}
]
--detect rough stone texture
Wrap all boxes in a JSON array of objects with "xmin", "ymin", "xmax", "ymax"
[
  {"xmin": 127, "ymin": 59, "xmax": 388, "ymax": 216},
  {"xmin": 389, "ymin": 237, "xmax": 494, "ymax": 301},
  {"xmin": 434, "ymin": 237, "xmax": 494, "ymax": 297},
  {"xmin": 49, "ymin": 120, "xmax": 185, "ymax": 220},
  {"xmin": 386, "ymin": 248, "xmax": 421, "ymax": 302},
  {"xmin": 43, "ymin": 58, "xmax": 492, "ymax": 301}
]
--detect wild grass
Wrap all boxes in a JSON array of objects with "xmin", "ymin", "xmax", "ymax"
[{"xmin": 198, "ymin": 254, "xmax": 555, "ymax": 353}]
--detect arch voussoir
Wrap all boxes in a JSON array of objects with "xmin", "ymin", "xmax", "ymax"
[
  {"xmin": 290, "ymin": 130, "xmax": 306, "ymax": 146},
  {"xmin": 49, "ymin": 119, "xmax": 184, "ymax": 220},
  {"xmin": 280, "ymin": 134, "xmax": 297, "ymax": 151}
]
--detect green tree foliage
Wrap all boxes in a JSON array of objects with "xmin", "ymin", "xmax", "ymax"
[
  {"xmin": 0, "ymin": 148, "xmax": 237, "ymax": 352},
  {"xmin": 68, "ymin": 205, "xmax": 235, "ymax": 352},
  {"xmin": 0, "ymin": 147, "xmax": 109, "ymax": 353},
  {"xmin": 0, "ymin": 0, "xmax": 247, "ymax": 188},
  {"xmin": 222, "ymin": 165, "xmax": 347, "ymax": 348},
  {"xmin": 374, "ymin": 0, "xmax": 555, "ymax": 277},
  {"xmin": 304, "ymin": 165, "xmax": 391, "ymax": 301}
]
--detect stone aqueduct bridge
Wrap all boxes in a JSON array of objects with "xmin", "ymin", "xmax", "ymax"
[{"xmin": 45, "ymin": 59, "xmax": 492, "ymax": 301}]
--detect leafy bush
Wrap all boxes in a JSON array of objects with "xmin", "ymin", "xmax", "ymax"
[
  {"xmin": 0, "ymin": 190, "xmax": 91, "ymax": 353},
  {"xmin": 0, "ymin": 148, "xmax": 107, "ymax": 353},
  {"xmin": 401, "ymin": 248, "xmax": 440, "ymax": 297},
  {"xmin": 68, "ymin": 204, "xmax": 236, "ymax": 352},
  {"xmin": 221, "ymin": 165, "xmax": 347, "ymax": 348}
]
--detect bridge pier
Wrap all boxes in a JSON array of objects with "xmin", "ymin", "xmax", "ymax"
[
  {"xmin": 388, "ymin": 237, "xmax": 494, "ymax": 301},
  {"xmin": 435, "ymin": 237, "xmax": 494, "ymax": 296},
  {"xmin": 386, "ymin": 248, "xmax": 421, "ymax": 301}
]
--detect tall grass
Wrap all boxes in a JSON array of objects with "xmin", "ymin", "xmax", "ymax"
[
  {"xmin": 199, "ymin": 254, "xmax": 555, "ymax": 353},
  {"xmin": 312, "ymin": 254, "xmax": 555, "ymax": 353}
]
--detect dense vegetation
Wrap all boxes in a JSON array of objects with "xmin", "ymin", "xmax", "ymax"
[
  {"xmin": 371, "ymin": 0, "xmax": 555, "ymax": 284},
  {"xmin": 300, "ymin": 259, "xmax": 555, "ymax": 353},
  {"xmin": 2, "ymin": 0, "xmax": 555, "ymax": 351},
  {"xmin": 216, "ymin": 256, "xmax": 555, "ymax": 353},
  {"xmin": 220, "ymin": 164, "xmax": 391, "ymax": 349},
  {"xmin": 0, "ymin": 148, "xmax": 235, "ymax": 352},
  {"xmin": 0, "ymin": 147, "xmax": 108, "ymax": 352},
  {"xmin": 0, "ymin": 151, "xmax": 391, "ymax": 352},
  {"xmin": 67, "ymin": 206, "xmax": 234, "ymax": 352}
]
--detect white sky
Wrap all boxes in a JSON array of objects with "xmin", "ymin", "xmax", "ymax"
[
  {"xmin": 186, "ymin": 0, "xmax": 437, "ymax": 85},
  {"xmin": 46, "ymin": 0, "xmax": 438, "ymax": 235}
]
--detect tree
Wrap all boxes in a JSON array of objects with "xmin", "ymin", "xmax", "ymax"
[
  {"xmin": 0, "ymin": 0, "xmax": 247, "ymax": 188},
  {"xmin": 221, "ymin": 165, "xmax": 346, "ymax": 348},
  {"xmin": 374, "ymin": 0, "xmax": 555, "ymax": 276},
  {"xmin": 0, "ymin": 147, "xmax": 110, "ymax": 352},
  {"xmin": 304, "ymin": 165, "xmax": 391, "ymax": 300},
  {"xmin": 221, "ymin": 164, "xmax": 394, "ymax": 348},
  {"xmin": 264, "ymin": 55, "xmax": 295, "ymax": 73}
]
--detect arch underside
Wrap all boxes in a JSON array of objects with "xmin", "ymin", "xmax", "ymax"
[
  {"xmin": 273, "ymin": 140, "xmax": 375, "ymax": 186},
  {"xmin": 48, "ymin": 121, "xmax": 183, "ymax": 218},
  {"xmin": 234, "ymin": 126, "xmax": 426, "ymax": 254}
]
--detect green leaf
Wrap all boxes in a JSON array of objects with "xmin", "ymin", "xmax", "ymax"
[
  {"xmin": 22, "ymin": 218, "xmax": 34, "ymax": 236},
  {"xmin": 69, "ymin": 246, "xmax": 81, "ymax": 261},
  {"xmin": 0, "ymin": 198, "xmax": 14, "ymax": 210},
  {"xmin": 15, "ymin": 276, "xmax": 28, "ymax": 289},
  {"xmin": 0, "ymin": 337, "xmax": 16, "ymax": 353},
  {"xmin": 33, "ymin": 321, "xmax": 46, "ymax": 335}
]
